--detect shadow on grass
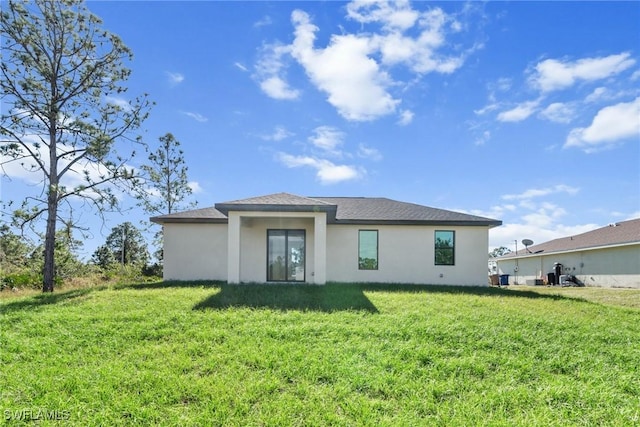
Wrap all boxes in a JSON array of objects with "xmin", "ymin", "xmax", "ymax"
[
  {"xmin": 115, "ymin": 280, "xmax": 224, "ymax": 291},
  {"xmin": 193, "ymin": 283, "xmax": 379, "ymax": 313},
  {"xmin": 194, "ymin": 282, "xmax": 592, "ymax": 313},
  {"xmin": 356, "ymin": 283, "xmax": 582, "ymax": 301},
  {"xmin": 0, "ymin": 287, "xmax": 104, "ymax": 314}
]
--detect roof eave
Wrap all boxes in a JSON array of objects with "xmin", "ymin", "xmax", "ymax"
[
  {"xmin": 150, "ymin": 217, "xmax": 228, "ymax": 224},
  {"xmin": 330, "ymin": 219, "xmax": 502, "ymax": 227}
]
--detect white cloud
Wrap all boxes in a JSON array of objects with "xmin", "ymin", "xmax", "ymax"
[
  {"xmin": 105, "ymin": 96, "xmax": 133, "ymax": 112},
  {"xmin": 397, "ymin": 110, "xmax": 414, "ymax": 126},
  {"xmin": 565, "ymin": 97, "xmax": 640, "ymax": 152},
  {"xmin": 631, "ymin": 70, "xmax": 640, "ymax": 81},
  {"xmin": 463, "ymin": 184, "xmax": 608, "ymax": 250},
  {"xmin": 497, "ymin": 100, "xmax": 540, "ymax": 122},
  {"xmin": 309, "ymin": 126, "xmax": 345, "ymax": 155},
  {"xmin": 181, "ymin": 111, "xmax": 208, "ymax": 123},
  {"xmin": 585, "ymin": 87, "xmax": 607, "ymax": 103},
  {"xmin": 357, "ymin": 143, "xmax": 383, "ymax": 161},
  {"xmin": 290, "ymin": 10, "xmax": 399, "ymax": 121},
  {"xmin": 346, "ymin": 0, "xmax": 419, "ymax": 31},
  {"xmin": 188, "ymin": 181, "xmax": 203, "ymax": 194},
  {"xmin": 166, "ymin": 71, "xmax": 185, "ymax": 84},
  {"xmin": 255, "ymin": 2, "xmax": 479, "ymax": 122},
  {"xmin": 489, "ymin": 221, "xmax": 599, "ymax": 252},
  {"xmin": 539, "ymin": 102, "xmax": 575, "ymax": 124},
  {"xmin": 277, "ymin": 153, "xmax": 361, "ymax": 184},
  {"xmin": 530, "ymin": 52, "xmax": 635, "ymax": 92},
  {"xmin": 260, "ymin": 76, "xmax": 300, "ymax": 100},
  {"xmin": 254, "ymin": 43, "xmax": 301, "ymax": 100},
  {"xmin": 0, "ymin": 137, "xmax": 129, "ymax": 197},
  {"xmin": 502, "ymin": 184, "xmax": 579, "ymax": 201}
]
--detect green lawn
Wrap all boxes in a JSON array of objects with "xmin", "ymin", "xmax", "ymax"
[{"xmin": 2, "ymin": 282, "xmax": 639, "ymax": 426}]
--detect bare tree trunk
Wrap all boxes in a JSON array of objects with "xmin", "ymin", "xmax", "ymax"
[
  {"xmin": 42, "ymin": 197, "xmax": 57, "ymax": 292},
  {"xmin": 43, "ymin": 115, "xmax": 58, "ymax": 293}
]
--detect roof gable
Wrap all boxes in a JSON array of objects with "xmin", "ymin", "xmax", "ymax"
[{"xmin": 214, "ymin": 192, "xmax": 336, "ymax": 216}]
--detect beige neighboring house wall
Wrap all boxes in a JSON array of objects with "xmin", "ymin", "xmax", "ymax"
[
  {"xmin": 495, "ymin": 219, "xmax": 640, "ymax": 288},
  {"xmin": 153, "ymin": 193, "xmax": 501, "ymax": 286},
  {"xmin": 496, "ymin": 244, "xmax": 640, "ymax": 288}
]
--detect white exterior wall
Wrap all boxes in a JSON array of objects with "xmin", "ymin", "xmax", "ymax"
[
  {"xmin": 163, "ymin": 219, "xmax": 492, "ymax": 286},
  {"xmin": 326, "ymin": 224, "xmax": 490, "ymax": 286},
  {"xmin": 163, "ymin": 223, "xmax": 228, "ymax": 281},
  {"xmin": 496, "ymin": 244, "xmax": 640, "ymax": 288}
]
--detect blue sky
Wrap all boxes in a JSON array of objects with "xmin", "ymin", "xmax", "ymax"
[{"xmin": 2, "ymin": 1, "xmax": 639, "ymax": 259}]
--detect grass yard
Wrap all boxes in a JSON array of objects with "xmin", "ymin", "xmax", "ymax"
[{"xmin": 1, "ymin": 282, "xmax": 639, "ymax": 426}]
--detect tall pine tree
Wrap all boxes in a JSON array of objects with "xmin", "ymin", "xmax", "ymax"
[{"xmin": 1, "ymin": 0, "xmax": 151, "ymax": 291}]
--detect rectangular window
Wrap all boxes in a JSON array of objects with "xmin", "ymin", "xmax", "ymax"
[
  {"xmin": 358, "ymin": 230, "xmax": 378, "ymax": 270},
  {"xmin": 435, "ymin": 230, "xmax": 455, "ymax": 265},
  {"xmin": 267, "ymin": 230, "xmax": 305, "ymax": 282}
]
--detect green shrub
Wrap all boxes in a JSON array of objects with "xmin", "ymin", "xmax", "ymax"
[{"xmin": 1, "ymin": 271, "xmax": 41, "ymax": 290}]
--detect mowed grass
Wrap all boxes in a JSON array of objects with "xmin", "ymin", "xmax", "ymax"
[{"xmin": 1, "ymin": 283, "xmax": 639, "ymax": 426}]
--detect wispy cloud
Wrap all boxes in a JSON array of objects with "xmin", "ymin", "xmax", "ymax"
[
  {"xmin": 463, "ymin": 183, "xmax": 597, "ymax": 249},
  {"xmin": 254, "ymin": 43, "xmax": 300, "ymax": 100},
  {"xmin": 502, "ymin": 184, "xmax": 580, "ymax": 201},
  {"xmin": 497, "ymin": 100, "xmax": 540, "ymax": 122},
  {"xmin": 261, "ymin": 126, "xmax": 294, "ymax": 141},
  {"xmin": 538, "ymin": 102, "xmax": 575, "ymax": 124},
  {"xmin": 309, "ymin": 126, "xmax": 345, "ymax": 156},
  {"xmin": 481, "ymin": 51, "xmax": 638, "ymax": 149},
  {"xmin": 529, "ymin": 52, "xmax": 635, "ymax": 93},
  {"xmin": 254, "ymin": 15, "xmax": 272, "ymax": 28},
  {"xmin": 166, "ymin": 71, "xmax": 185, "ymax": 85},
  {"xmin": 277, "ymin": 153, "xmax": 362, "ymax": 184},
  {"xmin": 181, "ymin": 111, "xmax": 208, "ymax": 123},
  {"xmin": 234, "ymin": 62, "xmax": 248, "ymax": 72},
  {"xmin": 357, "ymin": 143, "xmax": 383, "ymax": 161},
  {"xmin": 397, "ymin": 110, "xmax": 414, "ymax": 126},
  {"xmin": 474, "ymin": 130, "xmax": 491, "ymax": 146}
]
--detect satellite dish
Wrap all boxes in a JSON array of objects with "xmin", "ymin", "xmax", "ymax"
[{"xmin": 522, "ymin": 239, "xmax": 534, "ymax": 253}]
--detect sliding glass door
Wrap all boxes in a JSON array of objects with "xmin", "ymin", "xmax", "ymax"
[{"xmin": 267, "ymin": 230, "xmax": 305, "ymax": 282}]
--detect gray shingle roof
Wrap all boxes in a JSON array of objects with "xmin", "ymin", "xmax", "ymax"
[
  {"xmin": 151, "ymin": 192, "xmax": 501, "ymax": 227},
  {"xmin": 314, "ymin": 197, "xmax": 500, "ymax": 225},
  {"xmin": 500, "ymin": 218, "xmax": 640, "ymax": 258}
]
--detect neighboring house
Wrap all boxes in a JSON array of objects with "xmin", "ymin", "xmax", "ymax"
[
  {"xmin": 495, "ymin": 218, "xmax": 640, "ymax": 288},
  {"xmin": 151, "ymin": 193, "xmax": 501, "ymax": 286}
]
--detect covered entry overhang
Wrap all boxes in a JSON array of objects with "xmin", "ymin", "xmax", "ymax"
[{"xmin": 216, "ymin": 196, "xmax": 336, "ymax": 285}]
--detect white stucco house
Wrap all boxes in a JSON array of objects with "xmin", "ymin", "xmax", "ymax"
[
  {"xmin": 151, "ymin": 193, "xmax": 502, "ymax": 286},
  {"xmin": 495, "ymin": 218, "xmax": 640, "ymax": 288}
]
